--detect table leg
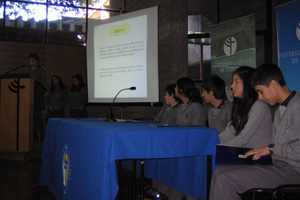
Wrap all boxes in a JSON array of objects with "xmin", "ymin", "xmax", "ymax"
[
  {"xmin": 140, "ymin": 160, "xmax": 144, "ymax": 200},
  {"xmin": 132, "ymin": 160, "xmax": 144, "ymax": 200},
  {"xmin": 133, "ymin": 160, "xmax": 136, "ymax": 200},
  {"xmin": 116, "ymin": 160, "xmax": 120, "ymax": 200},
  {"xmin": 207, "ymin": 155, "xmax": 212, "ymax": 200}
]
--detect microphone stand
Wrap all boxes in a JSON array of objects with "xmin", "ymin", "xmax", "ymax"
[
  {"xmin": 0, "ymin": 65, "xmax": 27, "ymax": 78},
  {"xmin": 106, "ymin": 87, "xmax": 136, "ymax": 122}
]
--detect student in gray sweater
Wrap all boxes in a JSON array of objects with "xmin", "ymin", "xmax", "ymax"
[
  {"xmin": 175, "ymin": 77, "xmax": 206, "ymax": 126},
  {"xmin": 219, "ymin": 66, "xmax": 272, "ymax": 148},
  {"xmin": 66, "ymin": 74, "xmax": 88, "ymax": 118},
  {"xmin": 47, "ymin": 75, "xmax": 69, "ymax": 118},
  {"xmin": 209, "ymin": 63, "xmax": 300, "ymax": 200},
  {"xmin": 154, "ymin": 84, "xmax": 181, "ymax": 124},
  {"xmin": 202, "ymin": 75, "xmax": 232, "ymax": 134}
]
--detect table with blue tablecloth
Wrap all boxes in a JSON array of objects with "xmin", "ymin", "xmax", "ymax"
[{"xmin": 39, "ymin": 118, "xmax": 220, "ymax": 200}]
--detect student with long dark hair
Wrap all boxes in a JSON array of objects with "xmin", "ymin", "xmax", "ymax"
[
  {"xmin": 66, "ymin": 74, "xmax": 88, "ymax": 118},
  {"xmin": 46, "ymin": 75, "xmax": 69, "ymax": 119},
  {"xmin": 219, "ymin": 66, "xmax": 272, "ymax": 148},
  {"xmin": 209, "ymin": 63, "xmax": 300, "ymax": 200},
  {"xmin": 175, "ymin": 77, "xmax": 206, "ymax": 126}
]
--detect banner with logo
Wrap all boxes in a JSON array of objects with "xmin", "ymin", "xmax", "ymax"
[
  {"xmin": 210, "ymin": 15, "xmax": 256, "ymax": 101},
  {"xmin": 276, "ymin": 1, "xmax": 300, "ymax": 91}
]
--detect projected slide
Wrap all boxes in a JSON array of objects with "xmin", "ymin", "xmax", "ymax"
[
  {"xmin": 94, "ymin": 15, "xmax": 147, "ymax": 98},
  {"xmin": 87, "ymin": 6, "xmax": 158, "ymax": 103}
]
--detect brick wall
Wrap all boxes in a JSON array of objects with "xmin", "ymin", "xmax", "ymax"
[{"xmin": 0, "ymin": 41, "xmax": 86, "ymax": 89}]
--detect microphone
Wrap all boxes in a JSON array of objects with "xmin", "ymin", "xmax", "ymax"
[
  {"xmin": 106, "ymin": 86, "xmax": 136, "ymax": 122},
  {"xmin": 18, "ymin": 64, "xmax": 27, "ymax": 68}
]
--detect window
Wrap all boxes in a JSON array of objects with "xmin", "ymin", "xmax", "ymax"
[
  {"xmin": 188, "ymin": 14, "xmax": 212, "ymax": 80},
  {"xmin": 0, "ymin": 0, "xmax": 123, "ymax": 45}
]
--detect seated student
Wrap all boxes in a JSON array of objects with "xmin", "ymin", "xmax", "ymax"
[
  {"xmin": 219, "ymin": 66, "xmax": 272, "ymax": 148},
  {"xmin": 154, "ymin": 84, "xmax": 181, "ymax": 124},
  {"xmin": 209, "ymin": 63, "xmax": 300, "ymax": 200},
  {"xmin": 202, "ymin": 75, "xmax": 232, "ymax": 134},
  {"xmin": 175, "ymin": 77, "xmax": 206, "ymax": 126}
]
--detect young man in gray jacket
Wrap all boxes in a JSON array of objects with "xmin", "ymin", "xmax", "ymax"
[
  {"xmin": 202, "ymin": 75, "xmax": 233, "ymax": 134},
  {"xmin": 209, "ymin": 63, "xmax": 300, "ymax": 200}
]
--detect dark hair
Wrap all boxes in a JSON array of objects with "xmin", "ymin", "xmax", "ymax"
[
  {"xmin": 70, "ymin": 74, "xmax": 86, "ymax": 92},
  {"xmin": 202, "ymin": 75, "xmax": 227, "ymax": 100},
  {"xmin": 252, "ymin": 63, "xmax": 286, "ymax": 87},
  {"xmin": 165, "ymin": 84, "xmax": 181, "ymax": 103},
  {"xmin": 28, "ymin": 53, "xmax": 40, "ymax": 61},
  {"xmin": 176, "ymin": 77, "xmax": 202, "ymax": 104},
  {"xmin": 231, "ymin": 66, "xmax": 257, "ymax": 135},
  {"xmin": 50, "ymin": 75, "xmax": 66, "ymax": 92}
]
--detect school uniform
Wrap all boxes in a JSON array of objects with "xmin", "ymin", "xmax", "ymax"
[
  {"xmin": 176, "ymin": 102, "xmax": 206, "ymax": 126},
  {"xmin": 219, "ymin": 100, "xmax": 273, "ymax": 148},
  {"xmin": 209, "ymin": 92, "xmax": 300, "ymax": 200},
  {"xmin": 208, "ymin": 100, "xmax": 232, "ymax": 134},
  {"xmin": 154, "ymin": 104, "xmax": 179, "ymax": 124}
]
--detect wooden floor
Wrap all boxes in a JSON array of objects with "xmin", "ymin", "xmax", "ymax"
[
  {"xmin": 0, "ymin": 157, "xmax": 135, "ymax": 200},
  {"xmin": 0, "ymin": 158, "xmax": 56, "ymax": 200}
]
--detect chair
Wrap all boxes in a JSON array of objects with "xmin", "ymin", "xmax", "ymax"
[
  {"xmin": 240, "ymin": 184, "xmax": 300, "ymax": 200},
  {"xmin": 272, "ymin": 184, "xmax": 300, "ymax": 200}
]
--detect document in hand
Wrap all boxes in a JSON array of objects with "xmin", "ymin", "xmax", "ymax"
[{"xmin": 215, "ymin": 144, "xmax": 273, "ymax": 165}]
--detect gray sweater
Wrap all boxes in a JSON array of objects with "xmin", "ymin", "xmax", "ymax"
[
  {"xmin": 47, "ymin": 87, "xmax": 69, "ymax": 108},
  {"xmin": 25, "ymin": 66, "xmax": 47, "ymax": 89},
  {"xmin": 66, "ymin": 87, "xmax": 88, "ymax": 112},
  {"xmin": 208, "ymin": 101, "xmax": 233, "ymax": 134},
  {"xmin": 219, "ymin": 100, "xmax": 273, "ymax": 148},
  {"xmin": 176, "ymin": 102, "xmax": 206, "ymax": 126},
  {"xmin": 272, "ymin": 94, "xmax": 300, "ymax": 174},
  {"xmin": 154, "ymin": 104, "xmax": 179, "ymax": 124}
]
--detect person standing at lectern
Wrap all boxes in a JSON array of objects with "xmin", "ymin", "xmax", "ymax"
[
  {"xmin": 26, "ymin": 53, "xmax": 47, "ymax": 88},
  {"xmin": 25, "ymin": 53, "xmax": 48, "ymax": 140}
]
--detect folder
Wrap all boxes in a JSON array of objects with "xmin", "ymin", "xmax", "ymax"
[{"xmin": 215, "ymin": 144, "xmax": 273, "ymax": 165}]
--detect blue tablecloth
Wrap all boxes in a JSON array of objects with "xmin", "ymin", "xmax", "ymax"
[{"xmin": 39, "ymin": 118, "xmax": 219, "ymax": 200}]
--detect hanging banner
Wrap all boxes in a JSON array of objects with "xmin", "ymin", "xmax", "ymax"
[
  {"xmin": 210, "ymin": 15, "xmax": 256, "ymax": 101},
  {"xmin": 276, "ymin": 1, "xmax": 300, "ymax": 91}
]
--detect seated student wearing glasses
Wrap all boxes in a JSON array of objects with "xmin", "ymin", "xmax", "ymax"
[
  {"xmin": 209, "ymin": 63, "xmax": 300, "ymax": 200},
  {"xmin": 202, "ymin": 75, "xmax": 232, "ymax": 134}
]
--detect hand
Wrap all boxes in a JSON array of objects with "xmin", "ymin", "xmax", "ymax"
[{"xmin": 243, "ymin": 146, "xmax": 270, "ymax": 160}]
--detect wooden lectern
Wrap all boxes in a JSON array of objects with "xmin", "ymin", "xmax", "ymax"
[{"xmin": 0, "ymin": 74, "xmax": 34, "ymax": 153}]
